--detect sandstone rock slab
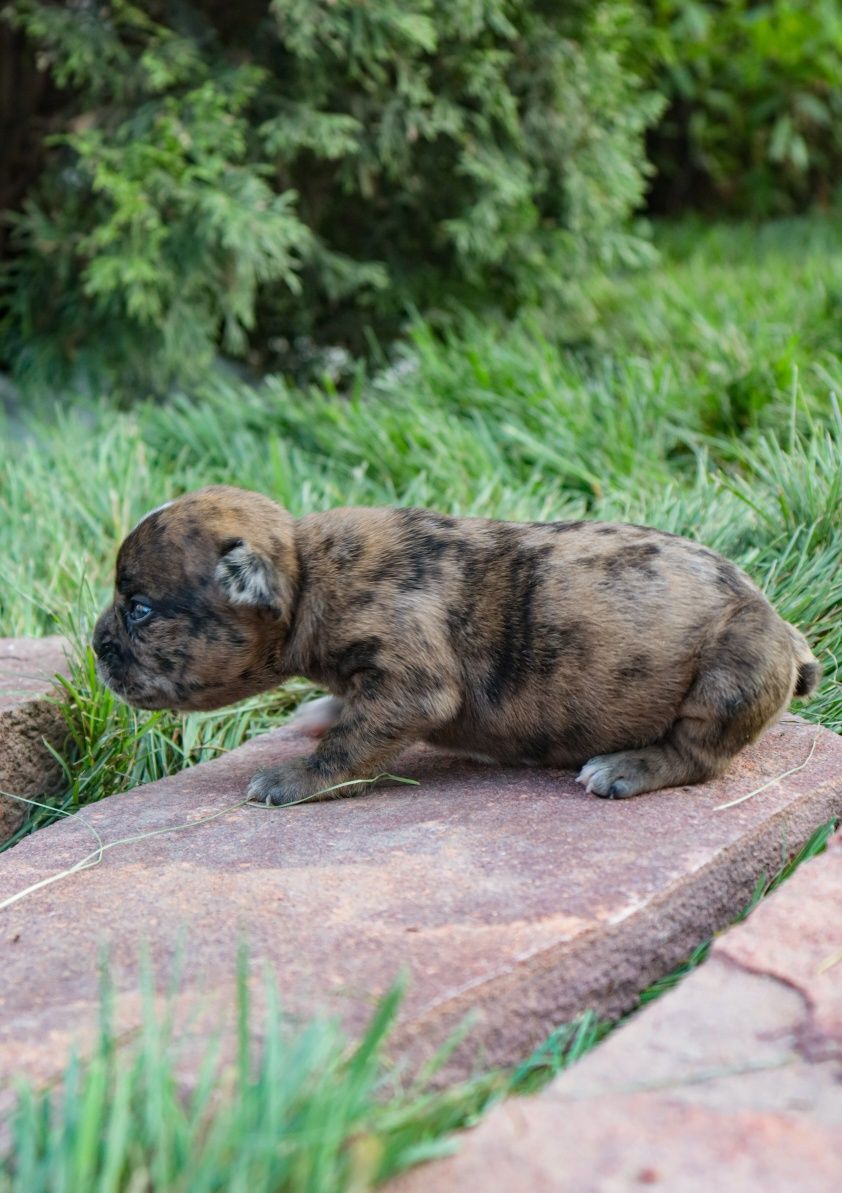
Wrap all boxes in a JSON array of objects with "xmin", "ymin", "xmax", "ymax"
[
  {"xmin": 0, "ymin": 637, "xmax": 70, "ymax": 843},
  {"xmin": 393, "ymin": 826, "xmax": 842, "ymax": 1193},
  {"xmin": 0, "ymin": 714, "xmax": 840, "ymax": 1104}
]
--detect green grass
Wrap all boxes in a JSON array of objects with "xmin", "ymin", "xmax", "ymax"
[
  {"xmin": 0, "ymin": 214, "xmax": 840, "ymax": 1188},
  {"xmin": 0, "ymin": 960, "xmax": 603, "ymax": 1193}
]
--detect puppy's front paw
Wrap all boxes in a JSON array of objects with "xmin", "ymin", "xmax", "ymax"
[{"xmin": 247, "ymin": 758, "xmax": 316, "ymax": 807}]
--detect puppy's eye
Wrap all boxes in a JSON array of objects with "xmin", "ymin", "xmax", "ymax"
[{"xmin": 128, "ymin": 598, "xmax": 153, "ymax": 625}]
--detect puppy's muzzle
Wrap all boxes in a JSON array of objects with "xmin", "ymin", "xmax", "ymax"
[{"xmin": 92, "ymin": 613, "xmax": 127, "ymax": 689}]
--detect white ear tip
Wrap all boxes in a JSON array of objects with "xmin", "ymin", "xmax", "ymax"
[{"xmin": 132, "ymin": 501, "xmax": 173, "ymax": 531}]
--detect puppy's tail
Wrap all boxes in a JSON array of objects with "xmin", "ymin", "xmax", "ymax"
[{"xmin": 787, "ymin": 623, "xmax": 822, "ymax": 698}]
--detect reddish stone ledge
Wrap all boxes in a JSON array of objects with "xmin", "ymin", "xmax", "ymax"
[
  {"xmin": 0, "ymin": 714, "xmax": 840, "ymax": 1108},
  {"xmin": 0, "ymin": 637, "xmax": 70, "ymax": 843},
  {"xmin": 393, "ymin": 826, "xmax": 842, "ymax": 1193}
]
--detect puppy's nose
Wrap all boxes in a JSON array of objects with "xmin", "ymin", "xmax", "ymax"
[
  {"xmin": 96, "ymin": 640, "xmax": 119, "ymax": 665},
  {"xmin": 92, "ymin": 614, "xmax": 117, "ymax": 661},
  {"xmin": 93, "ymin": 634, "xmax": 118, "ymax": 663}
]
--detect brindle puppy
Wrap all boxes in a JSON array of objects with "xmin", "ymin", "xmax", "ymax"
[{"xmin": 93, "ymin": 486, "xmax": 821, "ymax": 804}]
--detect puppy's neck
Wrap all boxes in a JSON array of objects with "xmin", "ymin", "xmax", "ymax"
[{"xmin": 279, "ymin": 509, "xmax": 379, "ymax": 687}]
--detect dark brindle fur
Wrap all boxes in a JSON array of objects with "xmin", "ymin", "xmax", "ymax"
[{"xmin": 93, "ymin": 486, "xmax": 821, "ymax": 803}]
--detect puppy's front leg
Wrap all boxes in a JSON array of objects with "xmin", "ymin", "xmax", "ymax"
[{"xmin": 247, "ymin": 680, "xmax": 459, "ymax": 806}]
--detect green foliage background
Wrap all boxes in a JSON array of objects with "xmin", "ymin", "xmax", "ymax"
[
  {"xmin": 1, "ymin": 1, "xmax": 840, "ymax": 395},
  {"xmin": 646, "ymin": 0, "xmax": 842, "ymax": 214},
  {"xmin": 1, "ymin": 0, "xmax": 659, "ymax": 394}
]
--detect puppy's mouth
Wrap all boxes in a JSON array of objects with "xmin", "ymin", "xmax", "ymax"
[
  {"xmin": 95, "ymin": 658, "xmax": 177, "ymax": 712},
  {"xmin": 96, "ymin": 660, "xmax": 237, "ymax": 714}
]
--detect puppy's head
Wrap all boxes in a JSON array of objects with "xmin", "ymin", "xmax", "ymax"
[{"xmin": 93, "ymin": 486, "xmax": 297, "ymax": 711}]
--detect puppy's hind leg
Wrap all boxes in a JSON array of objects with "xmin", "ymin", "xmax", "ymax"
[{"xmin": 578, "ymin": 602, "xmax": 798, "ymax": 799}]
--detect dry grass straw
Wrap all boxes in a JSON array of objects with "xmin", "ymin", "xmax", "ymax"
[
  {"xmin": 817, "ymin": 947, "xmax": 842, "ymax": 974},
  {"xmin": 713, "ymin": 726, "xmax": 821, "ymax": 811}
]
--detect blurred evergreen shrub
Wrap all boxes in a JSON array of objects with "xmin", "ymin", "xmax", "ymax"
[
  {"xmin": 646, "ymin": 0, "xmax": 842, "ymax": 215},
  {"xmin": 0, "ymin": 0, "xmax": 660, "ymax": 394}
]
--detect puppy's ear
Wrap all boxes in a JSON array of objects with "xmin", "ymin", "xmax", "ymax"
[{"xmin": 215, "ymin": 538, "xmax": 292, "ymax": 620}]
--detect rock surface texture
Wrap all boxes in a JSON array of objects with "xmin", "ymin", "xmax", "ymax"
[
  {"xmin": 0, "ymin": 637, "xmax": 70, "ymax": 843},
  {"xmin": 0, "ymin": 711, "xmax": 840, "ymax": 1111},
  {"xmin": 393, "ymin": 824, "xmax": 842, "ymax": 1193}
]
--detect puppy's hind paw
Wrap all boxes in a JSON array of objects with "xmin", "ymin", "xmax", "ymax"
[{"xmin": 576, "ymin": 752, "xmax": 652, "ymax": 800}]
